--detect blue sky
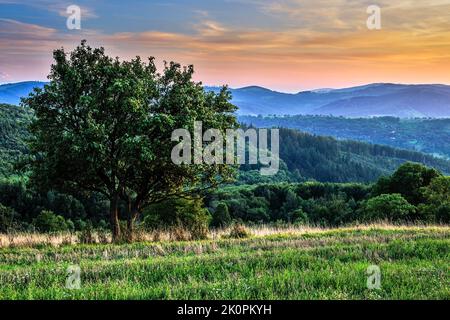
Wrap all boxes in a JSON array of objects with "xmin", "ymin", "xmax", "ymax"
[{"xmin": 1, "ymin": 0, "xmax": 450, "ymax": 91}]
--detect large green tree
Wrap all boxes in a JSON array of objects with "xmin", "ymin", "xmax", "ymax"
[
  {"xmin": 373, "ymin": 162, "xmax": 442, "ymax": 205},
  {"xmin": 23, "ymin": 41, "xmax": 237, "ymax": 241}
]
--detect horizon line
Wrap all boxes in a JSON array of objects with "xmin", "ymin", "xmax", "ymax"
[{"xmin": 2, "ymin": 80, "xmax": 450, "ymax": 95}]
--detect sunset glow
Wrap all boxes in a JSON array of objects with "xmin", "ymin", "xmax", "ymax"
[{"xmin": 1, "ymin": 0, "xmax": 450, "ymax": 91}]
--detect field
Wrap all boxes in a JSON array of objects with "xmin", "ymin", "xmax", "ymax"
[{"xmin": 0, "ymin": 225, "xmax": 449, "ymax": 300}]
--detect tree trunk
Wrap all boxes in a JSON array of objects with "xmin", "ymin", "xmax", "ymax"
[{"xmin": 110, "ymin": 194, "xmax": 120, "ymax": 242}]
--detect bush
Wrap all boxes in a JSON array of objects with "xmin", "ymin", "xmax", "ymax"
[
  {"xmin": 211, "ymin": 202, "xmax": 231, "ymax": 228},
  {"xmin": 373, "ymin": 163, "xmax": 442, "ymax": 205},
  {"xmin": 289, "ymin": 208, "xmax": 308, "ymax": 224},
  {"xmin": 74, "ymin": 219, "xmax": 87, "ymax": 231},
  {"xmin": 362, "ymin": 194, "xmax": 416, "ymax": 222},
  {"xmin": 33, "ymin": 210, "xmax": 69, "ymax": 232},
  {"xmin": 78, "ymin": 221, "xmax": 94, "ymax": 244},
  {"xmin": 142, "ymin": 197, "xmax": 210, "ymax": 238},
  {"xmin": 0, "ymin": 203, "xmax": 18, "ymax": 233},
  {"xmin": 66, "ymin": 219, "xmax": 75, "ymax": 232},
  {"xmin": 226, "ymin": 224, "xmax": 250, "ymax": 239}
]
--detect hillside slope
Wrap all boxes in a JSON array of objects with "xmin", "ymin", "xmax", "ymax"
[
  {"xmin": 3, "ymin": 82, "xmax": 450, "ymax": 117},
  {"xmin": 0, "ymin": 82, "xmax": 46, "ymax": 105},
  {"xmin": 206, "ymin": 83, "xmax": 450, "ymax": 117},
  {"xmin": 239, "ymin": 115, "xmax": 450, "ymax": 159},
  {"xmin": 2, "ymin": 103, "xmax": 450, "ymax": 182}
]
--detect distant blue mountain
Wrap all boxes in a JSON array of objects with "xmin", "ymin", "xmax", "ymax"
[
  {"xmin": 3, "ymin": 81, "xmax": 450, "ymax": 118},
  {"xmin": 0, "ymin": 81, "xmax": 46, "ymax": 105},
  {"xmin": 206, "ymin": 83, "xmax": 450, "ymax": 118}
]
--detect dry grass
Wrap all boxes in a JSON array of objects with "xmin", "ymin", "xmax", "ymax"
[
  {"xmin": 0, "ymin": 222, "xmax": 448, "ymax": 248},
  {"xmin": 0, "ymin": 224, "xmax": 448, "ymax": 299}
]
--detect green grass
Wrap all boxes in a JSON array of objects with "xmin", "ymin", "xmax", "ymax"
[{"xmin": 0, "ymin": 226, "xmax": 449, "ymax": 299}]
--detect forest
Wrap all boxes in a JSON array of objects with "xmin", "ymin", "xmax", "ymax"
[
  {"xmin": 1, "ymin": 103, "xmax": 450, "ymax": 237},
  {"xmin": 240, "ymin": 115, "xmax": 450, "ymax": 159}
]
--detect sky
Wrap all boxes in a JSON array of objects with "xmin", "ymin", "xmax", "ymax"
[{"xmin": 1, "ymin": 0, "xmax": 450, "ymax": 92}]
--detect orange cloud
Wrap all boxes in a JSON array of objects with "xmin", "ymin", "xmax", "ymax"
[{"xmin": 2, "ymin": 0, "xmax": 450, "ymax": 91}]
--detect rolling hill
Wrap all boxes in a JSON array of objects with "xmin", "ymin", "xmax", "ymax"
[
  {"xmin": 2, "ymin": 81, "xmax": 450, "ymax": 118},
  {"xmin": 2, "ymin": 103, "xmax": 450, "ymax": 183},
  {"xmin": 239, "ymin": 115, "xmax": 450, "ymax": 159},
  {"xmin": 206, "ymin": 83, "xmax": 450, "ymax": 117},
  {"xmin": 0, "ymin": 81, "xmax": 46, "ymax": 105}
]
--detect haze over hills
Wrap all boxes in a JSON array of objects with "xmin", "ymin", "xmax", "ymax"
[
  {"xmin": 2, "ymin": 81, "xmax": 450, "ymax": 118},
  {"xmin": 206, "ymin": 83, "xmax": 450, "ymax": 118},
  {"xmin": 0, "ymin": 81, "xmax": 46, "ymax": 105}
]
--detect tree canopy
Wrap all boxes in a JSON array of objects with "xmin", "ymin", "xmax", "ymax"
[{"xmin": 23, "ymin": 41, "xmax": 238, "ymax": 241}]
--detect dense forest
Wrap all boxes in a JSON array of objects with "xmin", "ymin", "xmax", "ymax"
[
  {"xmin": 0, "ymin": 104, "xmax": 32, "ymax": 177},
  {"xmin": 1, "ymin": 103, "xmax": 450, "ymax": 235},
  {"xmin": 208, "ymin": 162, "xmax": 450, "ymax": 226},
  {"xmin": 3, "ymin": 103, "xmax": 450, "ymax": 184},
  {"xmin": 240, "ymin": 115, "xmax": 450, "ymax": 159}
]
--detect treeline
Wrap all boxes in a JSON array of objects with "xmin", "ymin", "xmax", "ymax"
[
  {"xmin": 2, "ymin": 162, "xmax": 448, "ymax": 234},
  {"xmin": 240, "ymin": 115, "xmax": 450, "ymax": 159},
  {"xmin": 0, "ymin": 177, "xmax": 110, "ymax": 232},
  {"xmin": 207, "ymin": 162, "xmax": 450, "ymax": 226},
  {"xmin": 240, "ymin": 127, "xmax": 450, "ymax": 184}
]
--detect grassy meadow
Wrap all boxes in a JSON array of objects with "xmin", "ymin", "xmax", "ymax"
[{"xmin": 0, "ymin": 225, "xmax": 449, "ymax": 300}]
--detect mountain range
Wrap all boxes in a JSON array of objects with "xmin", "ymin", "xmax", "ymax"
[
  {"xmin": 206, "ymin": 83, "xmax": 450, "ymax": 117},
  {"xmin": 2, "ymin": 81, "xmax": 450, "ymax": 118},
  {"xmin": 0, "ymin": 81, "xmax": 46, "ymax": 105}
]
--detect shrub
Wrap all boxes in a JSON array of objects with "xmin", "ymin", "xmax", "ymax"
[
  {"xmin": 373, "ymin": 163, "xmax": 442, "ymax": 205},
  {"xmin": 74, "ymin": 219, "xmax": 87, "ymax": 231},
  {"xmin": 362, "ymin": 194, "xmax": 416, "ymax": 222},
  {"xmin": 66, "ymin": 219, "xmax": 75, "ymax": 232},
  {"xmin": 226, "ymin": 224, "xmax": 250, "ymax": 239},
  {"xmin": 0, "ymin": 203, "xmax": 18, "ymax": 233},
  {"xmin": 78, "ymin": 221, "xmax": 94, "ymax": 244},
  {"xmin": 33, "ymin": 210, "xmax": 68, "ymax": 232},
  {"xmin": 142, "ymin": 197, "xmax": 211, "ymax": 238},
  {"xmin": 97, "ymin": 219, "xmax": 108, "ymax": 230},
  {"xmin": 290, "ymin": 208, "xmax": 308, "ymax": 224},
  {"xmin": 211, "ymin": 202, "xmax": 231, "ymax": 228}
]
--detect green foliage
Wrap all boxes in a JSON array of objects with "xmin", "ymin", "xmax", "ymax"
[
  {"xmin": 239, "ymin": 115, "xmax": 450, "ymax": 159},
  {"xmin": 23, "ymin": 41, "xmax": 237, "ymax": 240},
  {"xmin": 209, "ymin": 182, "xmax": 371, "ymax": 226},
  {"xmin": 143, "ymin": 197, "xmax": 211, "ymax": 239},
  {"xmin": 0, "ymin": 178, "xmax": 108, "ymax": 229},
  {"xmin": 276, "ymin": 128, "xmax": 450, "ymax": 183},
  {"xmin": 78, "ymin": 221, "xmax": 95, "ymax": 244},
  {"xmin": 211, "ymin": 202, "xmax": 231, "ymax": 228},
  {"xmin": 373, "ymin": 162, "xmax": 442, "ymax": 205},
  {"xmin": 0, "ymin": 104, "xmax": 33, "ymax": 179},
  {"xmin": 0, "ymin": 203, "xmax": 18, "ymax": 233},
  {"xmin": 290, "ymin": 208, "xmax": 308, "ymax": 224},
  {"xmin": 32, "ymin": 210, "xmax": 69, "ymax": 232},
  {"xmin": 362, "ymin": 194, "xmax": 416, "ymax": 222},
  {"xmin": 419, "ymin": 176, "xmax": 450, "ymax": 223}
]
